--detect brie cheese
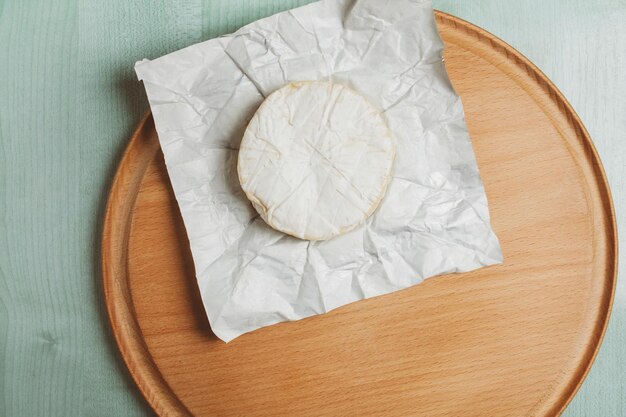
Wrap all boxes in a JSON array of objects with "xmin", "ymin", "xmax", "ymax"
[{"xmin": 238, "ymin": 81, "xmax": 395, "ymax": 240}]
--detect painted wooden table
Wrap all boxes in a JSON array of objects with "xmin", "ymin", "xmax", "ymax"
[{"xmin": 0, "ymin": 1, "xmax": 623, "ymax": 416}]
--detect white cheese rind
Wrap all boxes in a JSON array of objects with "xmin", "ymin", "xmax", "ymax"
[{"xmin": 238, "ymin": 81, "xmax": 395, "ymax": 240}]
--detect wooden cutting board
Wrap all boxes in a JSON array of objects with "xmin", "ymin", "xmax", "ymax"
[{"xmin": 102, "ymin": 12, "xmax": 617, "ymax": 417}]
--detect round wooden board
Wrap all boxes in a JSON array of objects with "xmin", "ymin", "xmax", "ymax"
[{"xmin": 103, "ymin": 12, "xmax": 617, "ymax": 417}]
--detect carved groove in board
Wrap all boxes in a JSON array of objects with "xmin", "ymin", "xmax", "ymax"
[{"xmin": 103, "ymin": 12, "xmax": 617, "ymax": 417}]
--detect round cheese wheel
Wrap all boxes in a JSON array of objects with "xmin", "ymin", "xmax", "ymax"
[{"xmin": 238, "ymin": 81, "xmax": 394, "ymax": 240}]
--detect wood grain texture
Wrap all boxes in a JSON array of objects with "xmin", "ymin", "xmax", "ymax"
[
  {"xmin": 0, "ymin": 0, "xmax": 204, "ymax": 416},
  {"xmin": 1, "ymin": 1, "xmax": 624, "ymax": 416},
  {"xmin": 435, "ymin": 4, "xmax": 626, "ymax": 416},
  {"xmin": 0, "ymin": 2, "xmax": 86, "ymax": 416},
  {"xmin": 102, "ymin": 13, "xmax": 616, "ymax": 417}
]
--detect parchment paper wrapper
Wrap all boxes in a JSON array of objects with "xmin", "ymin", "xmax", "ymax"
[{"xmin": 135, "ymin": 0, "xmax": 503, "ymax": 342}]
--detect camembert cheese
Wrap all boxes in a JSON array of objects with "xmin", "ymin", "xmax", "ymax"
[{"xmin": 238, "ymin": 81, "xmax": 394, "ymax": 240}]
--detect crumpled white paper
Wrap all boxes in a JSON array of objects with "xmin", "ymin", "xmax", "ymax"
[{"xmin": 135, "ymin": 0, "xmax": 502, "ymax": 342}]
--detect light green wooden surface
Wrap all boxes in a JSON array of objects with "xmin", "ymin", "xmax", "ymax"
[{"xmin": 0, "ymin": 1, "xmax": 623, "ymax": 416}]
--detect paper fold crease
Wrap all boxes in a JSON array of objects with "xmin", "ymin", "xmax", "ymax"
[{"xmin": 136, "ymin": 0, "xmax": 502, "ymax": 342}]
